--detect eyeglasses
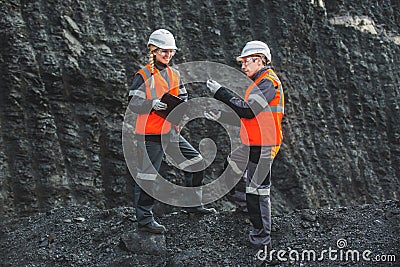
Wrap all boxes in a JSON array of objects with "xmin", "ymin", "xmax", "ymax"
[
  {"xmin": 156, "ymin": 49, "xmax": 176, "ymax": 56},
  {"xmin": 240, "ymin": 57, "xmax": 260, "ymax": 66}
]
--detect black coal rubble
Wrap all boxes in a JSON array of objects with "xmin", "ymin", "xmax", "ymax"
[{"xmin": 0, "ymin": 201, "xmax": 398, "ymax": 266}]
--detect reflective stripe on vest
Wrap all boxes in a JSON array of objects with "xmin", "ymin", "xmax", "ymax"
[
  {"xmin": 240, "ymin": 69, "xmax": 284, "ymax": 146},
  {"xmin": 135, "ymin": 64, "xmax": 180, "ymax": 135}
]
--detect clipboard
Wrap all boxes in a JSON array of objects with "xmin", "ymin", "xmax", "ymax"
[{"xmin": 154, "ymin": 93, "xmax": 187, "ymax": 124}]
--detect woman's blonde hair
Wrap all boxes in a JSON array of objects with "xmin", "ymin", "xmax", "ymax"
[{"xmin": 148, "ymin": 44, "xmax": 158, "ymax": 74}]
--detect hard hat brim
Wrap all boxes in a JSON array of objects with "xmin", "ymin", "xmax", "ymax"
[
  {"xmin": 236, "ymin": 52, "xmax": 259, "ymax": 61},
  {"xmin": 147, "ymin": 42, "xmax": 178, "ymax": 50},
  {"xmin": 236, "ymin": 52, "xmax": 271, "ymax": 62}
]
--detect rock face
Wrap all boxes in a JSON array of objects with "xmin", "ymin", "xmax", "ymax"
[{"xmin": 0, "ymin": 0, "xmax": 399, "ymax": 217}]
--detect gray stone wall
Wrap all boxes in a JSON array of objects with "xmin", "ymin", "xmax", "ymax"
[{"xmin": 0, "ymin": 0, "xmax": 399, "ymax": 216}]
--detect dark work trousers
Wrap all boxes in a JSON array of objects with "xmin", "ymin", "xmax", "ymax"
[
  {"xmin": 225, "ymin": 144, "xmax": 279, "ymax": 246},
  {"xmin": 134, "ymin": 134, "xmax": 205, "ymax": 226},
  {"xmin": 228, "ymin": 169, "xmax": 248, "ymax": 213}
]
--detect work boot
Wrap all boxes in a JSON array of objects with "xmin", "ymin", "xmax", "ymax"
[
  {"xmin": 138, "ymin": 221, "xmax": 166, "ymax": 234},
  {"xmin": 185, "ymin": 206, "xmax": 217, "ymax": 215}
]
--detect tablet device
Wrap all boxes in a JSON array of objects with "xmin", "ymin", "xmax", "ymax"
[{"xmin": 154, "ymin": 93, "xmax": 187, "ymax": 124}]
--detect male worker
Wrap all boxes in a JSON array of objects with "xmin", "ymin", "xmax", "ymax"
[{"xmin": 205, "ymin": 41, "xmax": 284, "ymax": 249}]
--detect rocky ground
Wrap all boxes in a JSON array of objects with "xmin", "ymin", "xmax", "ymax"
[{"xmin": 1, "ymin": 200, "xmax": 398, "ymax": 266}]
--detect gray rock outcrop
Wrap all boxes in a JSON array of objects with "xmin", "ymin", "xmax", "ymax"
[{"xmin": 0, "ymin": 0, "xmax": 399, "ymax": 217}]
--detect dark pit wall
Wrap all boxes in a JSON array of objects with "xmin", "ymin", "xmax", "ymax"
[{"xmin": 0, "ymin": 0, "xmax": 399, "ymax": 217}]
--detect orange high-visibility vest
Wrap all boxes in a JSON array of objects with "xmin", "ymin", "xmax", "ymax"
[
  {"xmin": 240, "ymin": 69, "xmax": 284, "ymax": 146},
  {"xmin": 135, "ymin": 64, "xmax": 180, "ymax": 134}
]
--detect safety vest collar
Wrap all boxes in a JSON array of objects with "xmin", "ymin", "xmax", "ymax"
[
  {"xmin": 249, "ymin": 66, "xmax": 271, "ymax": 81},
  {"xmin": 244, "ymin": 70, "xmax": 270, "ymax": 101},
  {"xmin": 244, "ymin": 68, "xmax": 284, "ymax": 113},
  {"xmin": 138, "ymin": 64, "xmax": 177, "ymax": 100}
]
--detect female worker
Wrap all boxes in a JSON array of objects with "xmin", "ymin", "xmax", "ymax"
[{"xmin": 128, "ymin": 29, "xmax": 216, "ymax": 234}]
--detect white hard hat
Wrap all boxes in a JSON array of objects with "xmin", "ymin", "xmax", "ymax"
[
  {"xmin": 147, "ymin": 29, "xmax": 178, "ymax": 50},
  {"xmin": 236, "ymin": 41, "xmax": 271, "ymax": 62}
]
